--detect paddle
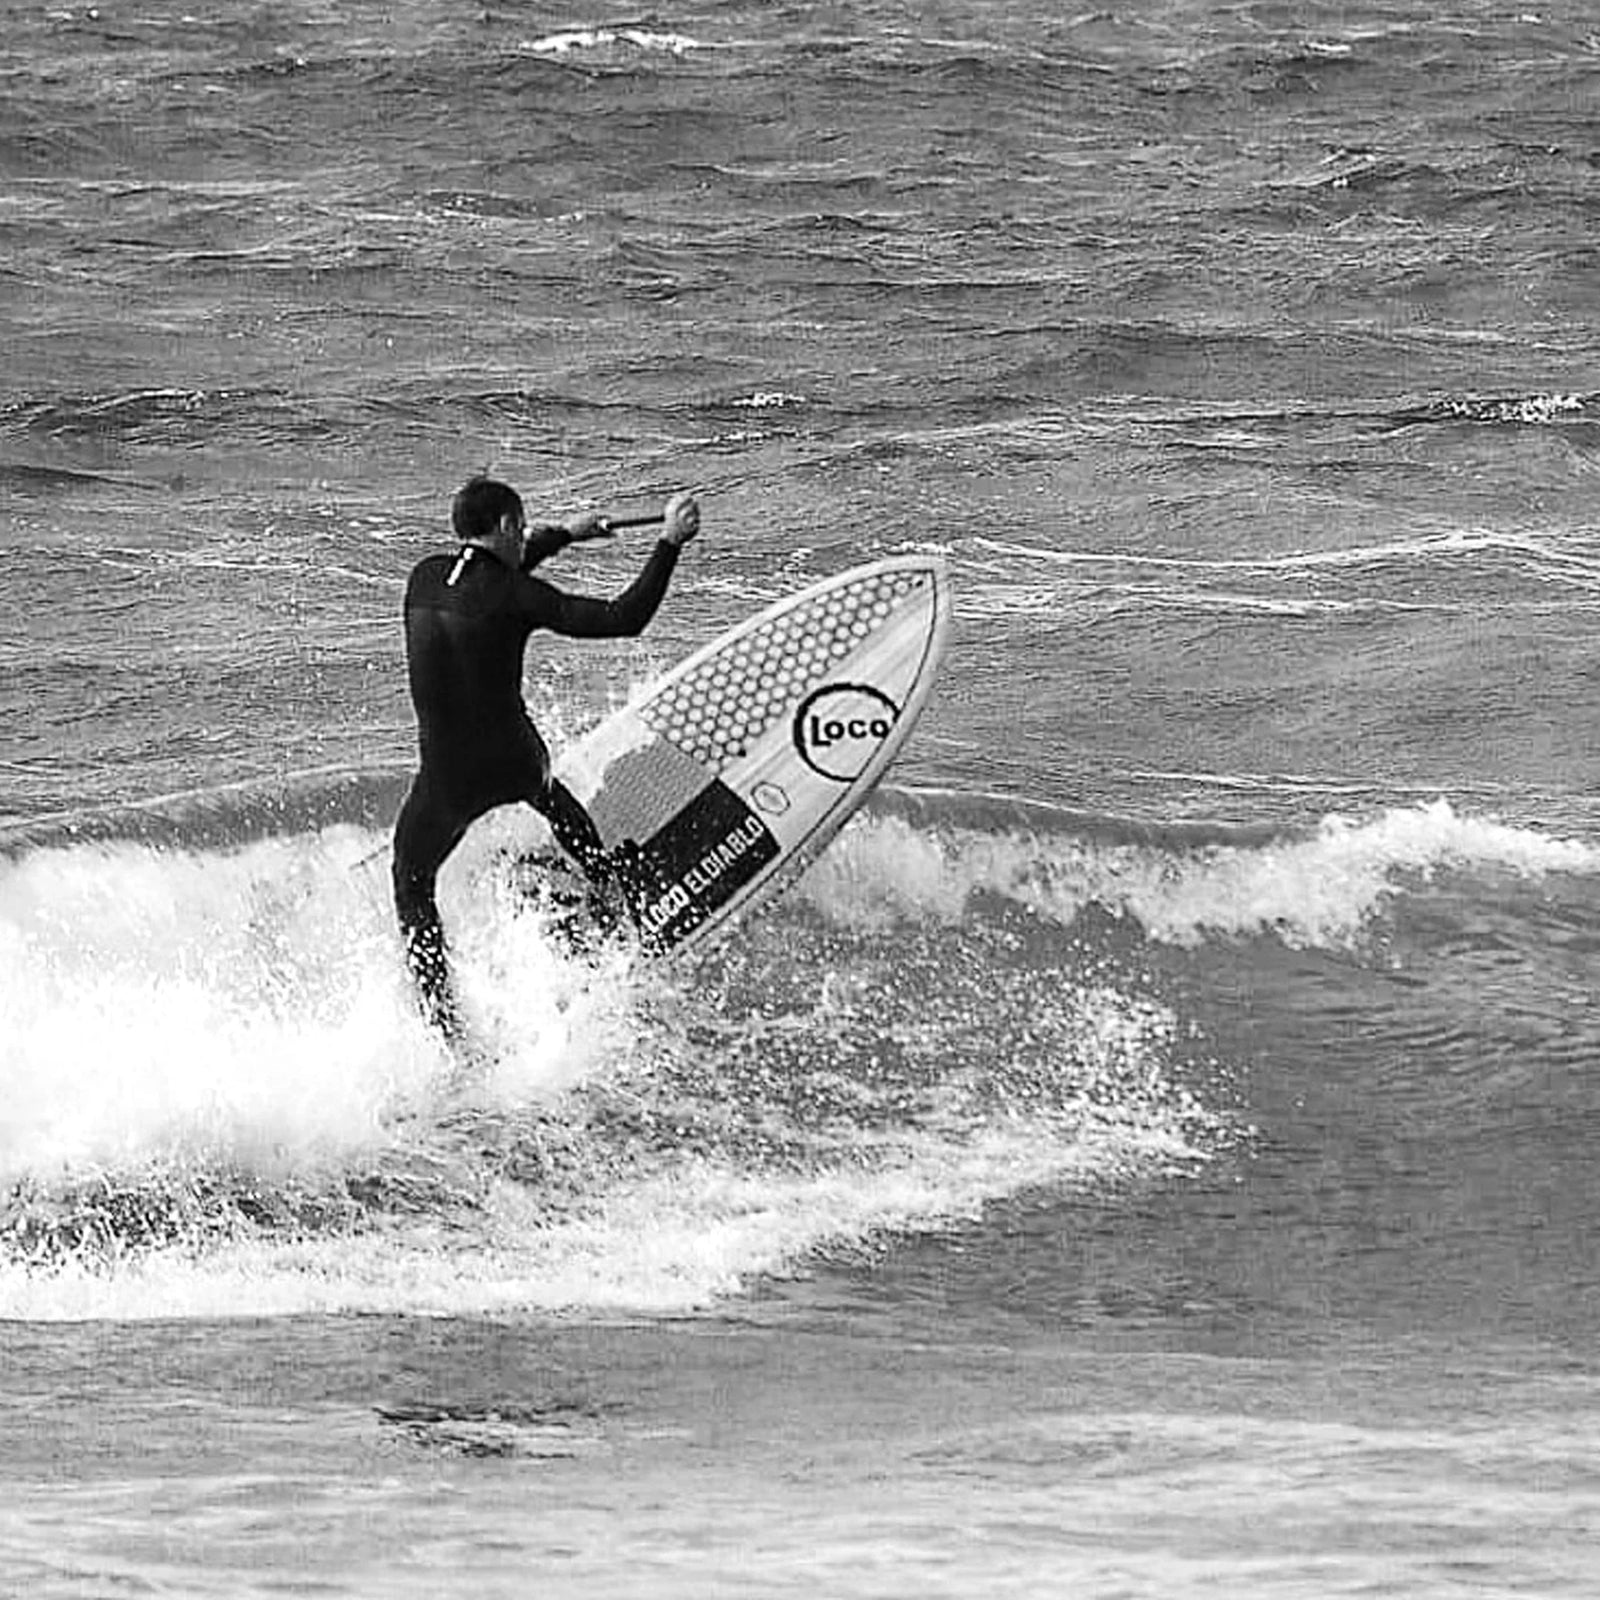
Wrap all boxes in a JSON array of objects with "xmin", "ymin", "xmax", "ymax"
[{"xmin": 598, "ymin": 512, "xmax": 668, "ymax": 532}]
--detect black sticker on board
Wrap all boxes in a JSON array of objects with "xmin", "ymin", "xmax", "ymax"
[{"xmin": 622, "ymin": 781, "xmax": 781, "ymax": 951}]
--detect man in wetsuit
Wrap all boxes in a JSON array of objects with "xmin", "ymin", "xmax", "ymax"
[{"xmin": 393, "ymin": 475, "xmax": 701, "ymax": 1036}]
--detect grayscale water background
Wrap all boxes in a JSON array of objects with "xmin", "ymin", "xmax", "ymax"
[{"xmin": 5, "ymin": 2, "xmax": 1600, "ymax": 1593}]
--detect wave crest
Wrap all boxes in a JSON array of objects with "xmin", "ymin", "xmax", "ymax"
[{"xmin": 811, "ymin": 795, "xmax": 1599, "ymax": 948}]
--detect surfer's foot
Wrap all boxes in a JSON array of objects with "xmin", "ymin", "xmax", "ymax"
[
  {"xmin": 608, "ymin": 838, "xmax": 648, "ymax": 896},
  {"xmin": 418, "ymin": 982, "xmax": 469, "ymax": 1048},
  {"xmin": 403, "ymin": 925, "xmax": 468, "ymax": 1041},
  {"xmin": 584, "ymin": 870, "xmax": 632, "ymax": 937},
  {"xmin": 589, "ymin": 839, "xmax": 649, "ymax": 932}
]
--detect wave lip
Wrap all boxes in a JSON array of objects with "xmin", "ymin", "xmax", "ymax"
[{"xmin": 822, "ymin": 793, "xmax": 1600, "ymax": 950}]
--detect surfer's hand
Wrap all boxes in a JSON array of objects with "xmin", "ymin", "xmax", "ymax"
[
  {"xmin": 663, "ymin": 492, "xmax": 701, "ymax": 548},
  {"xmin": 564, "ymin": 511, "xmax": 614, "ymax": 544}
]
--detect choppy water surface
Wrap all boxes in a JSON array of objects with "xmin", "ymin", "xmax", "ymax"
[{"xmin": 6, "ymin": 2, "xmax": 1600, "ymax": 1595}]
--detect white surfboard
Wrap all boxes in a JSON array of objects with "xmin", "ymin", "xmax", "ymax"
[{"xmin": 553, "ymin": 553, "xmax": 951, "ymax": 956}]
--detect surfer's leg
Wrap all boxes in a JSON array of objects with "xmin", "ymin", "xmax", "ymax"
[
  {"xmin": 392, "ymin": 780, "xmax": 469, "ymax": 1038},
  {"xmin": 534, "ymin": 779, "xmax": 636, "ymax": 931},
  {"xmin": 507, "ymin": 720, "xmax": 610, "ymax": 887},
  {"xmin": 538, "ymin": 778, "xmax": 608, "ymax": 877}
]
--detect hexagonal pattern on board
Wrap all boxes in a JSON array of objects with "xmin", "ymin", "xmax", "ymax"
[{"xmin": 641, "ymin": 566, "xmax": 929, "ymax": 770}]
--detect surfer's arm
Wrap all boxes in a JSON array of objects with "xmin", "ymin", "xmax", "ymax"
[
  {"xmin": 520, "ymin": 512, "xmax": 614, "ymax": 574},
  {"xmin": 519, "ymin": 523, "xmax": 570, "ymax": 573},
  {"xmin": 520, "ymin": 540, "xmax": 682, "ymax": 638}
]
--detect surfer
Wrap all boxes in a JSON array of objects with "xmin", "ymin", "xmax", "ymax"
[{"xmin": 393, "ymin": 476, "xmax": 701, "ymax": 1037}]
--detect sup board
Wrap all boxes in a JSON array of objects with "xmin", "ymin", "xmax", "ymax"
[{"xmin": 542, "ymin": 552, "xmax": 951, "ymax": 957}]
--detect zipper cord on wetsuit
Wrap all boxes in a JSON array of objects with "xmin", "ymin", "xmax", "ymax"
[{"xmin": 446, "ymin": 545, "xmax": 475, "ymax": 587}]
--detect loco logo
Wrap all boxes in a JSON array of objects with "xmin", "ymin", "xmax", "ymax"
[{"xmin": 793, "ymin": 682, "xmax": 900, "ymax": 781}]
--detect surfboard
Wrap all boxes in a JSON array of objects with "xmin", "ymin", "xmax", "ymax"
[{"xmin": 547, "ymin": 552, "xmax": 951, "ymax": 957}]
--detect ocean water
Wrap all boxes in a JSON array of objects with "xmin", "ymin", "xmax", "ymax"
[{"xmin": 5, "ymin": 0, "xmax": 1600, "ymax": 1593}]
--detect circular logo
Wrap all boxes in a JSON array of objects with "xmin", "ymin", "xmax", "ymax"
[{"xmin": 793, "ymin": 683, "xmax": 900, "ymax": 782}]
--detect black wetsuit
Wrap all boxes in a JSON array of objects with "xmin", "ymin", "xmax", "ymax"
[{"xmin": 393, "ymin": 527, "xmax": 680, "ymax": 1033}]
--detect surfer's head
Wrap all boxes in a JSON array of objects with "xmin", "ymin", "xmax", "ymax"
[{"xmin": 452, "ymin": 476, "xmax": 526, "ymax": 563}]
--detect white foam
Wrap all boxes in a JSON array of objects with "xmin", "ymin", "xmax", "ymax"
[
  {"xmin": 0, "ymin": 813, "xmax": 1223, "ymax": 1322},
  {"xmin": 522, "ymin": 28, "xmax": 700, "ymax": 57},
  {"xmin": 0, "ymin": 822, "xmax": 625, "ymax": 1190},
  {"xmin": 0, "ymin": 1106, "xmax": 1204, "ymax": 1322},
  {"xmin": 2, "ymin": 830, "xmax": 411, "ymax": 1182},
  {"xmin": 733, "ymin": 391, "xmax": 807, "ymax": 409},
  {"xmin": 802, "ymin": 800, "xmax": 1600, "ymax": 949}
]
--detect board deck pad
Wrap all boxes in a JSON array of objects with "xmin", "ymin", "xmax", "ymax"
[{"xmin": 552, "ymin": 553, "xmax": 950, "ymax": 957}]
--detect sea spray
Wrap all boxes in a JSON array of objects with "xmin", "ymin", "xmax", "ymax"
[{"xmin": 4, "ymin": 837, "xmax": 404, "ymax": 1178}]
